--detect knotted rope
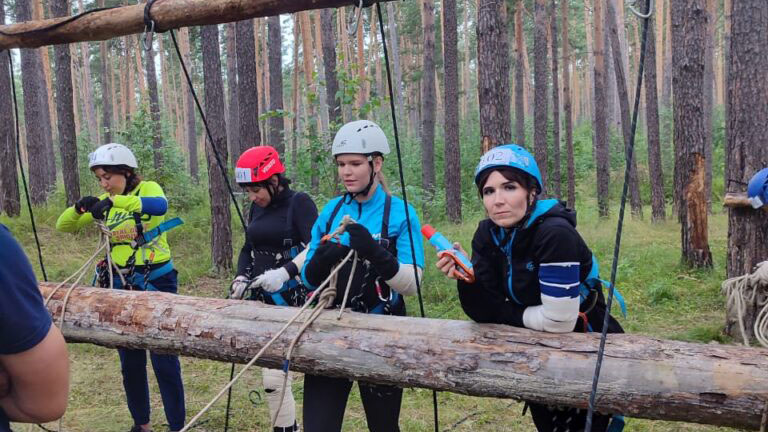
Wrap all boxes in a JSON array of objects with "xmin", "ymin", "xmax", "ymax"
[{"xmin": 721, "ymin": 260, "xmax": 768, "ymax": 348}]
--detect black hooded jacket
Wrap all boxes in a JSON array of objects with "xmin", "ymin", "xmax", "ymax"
[{"xmin": 457, "ymin": 199, "xmax": 616, "ymax": 331}]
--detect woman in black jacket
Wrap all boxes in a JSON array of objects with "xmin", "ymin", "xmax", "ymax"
[
  {"xmin": 230, "ymin": 145, "xmax": 318, "ymax": 432},
  {"xmin": 435, "ymin": 144, "xmax": 625, "ymax": 432}
]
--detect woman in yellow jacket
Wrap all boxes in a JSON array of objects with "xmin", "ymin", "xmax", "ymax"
[{"xmin": 56, "ymin": 143, "xmax": 185, "ymax": 432}]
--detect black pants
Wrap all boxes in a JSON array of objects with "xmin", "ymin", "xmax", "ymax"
[
  {"xmin": 303, "ymin": 374, "xmax": 402, "ymax": 432},
  {"xmin": 528, "ymin": 301, "xmax": 624, "ymax": 432}
]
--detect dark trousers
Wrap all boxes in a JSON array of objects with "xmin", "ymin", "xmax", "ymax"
[
  {"xmin": 117, "ymin": 268, "xmax": 185, "ymax": 430},
  {"xmin": 528, "ymin": 301, "xmax": 624, "ymax": 432},
  {"xmin": 118, "ymin": 349, "xmax": 186, "ymax": 430},
  {"xmin": 303, "ymin": 374, "xmax": 402, "ymax": 432}
]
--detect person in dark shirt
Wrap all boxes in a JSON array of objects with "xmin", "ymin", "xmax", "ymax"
[
  {"xmin": 0, "ymin": 225, "xmax": 69, "ymax": 431},
  {"xmin": 230, "ymin": 145, "xmax": 318, "ymax": 432},
  {"xmin": 434, "ymin": 144, "xmax": 625, "ymax": 432}
]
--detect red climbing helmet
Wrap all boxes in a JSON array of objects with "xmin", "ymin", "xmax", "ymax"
[{"xmin": 235, "ymin": 146, "xmax": 285, "ymax": 184}]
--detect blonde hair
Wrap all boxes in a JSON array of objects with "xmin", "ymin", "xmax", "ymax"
[{"xmin": 373, "ymin": 155, "xmax": 390, "ymax": 194}]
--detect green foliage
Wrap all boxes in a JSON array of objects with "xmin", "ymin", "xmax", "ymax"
[{"xmin": 115, "ymin": 105, "xmax": 205, "ymax": 212}]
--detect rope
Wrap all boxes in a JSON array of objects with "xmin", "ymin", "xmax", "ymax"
[
  {"xmin": 6, "ymin": 50, "xmax": 48, "ymax": 282},
  {"xmin": 722, "ymin": 261, "xmax": 768, "ymax": 347},
  {"xmin": 375, "ymin": 4, "xmax": 439, "ymax": 431},
  {"xmin": 179, "ymin": 247, "xmax": 357, "ymax": 432},
  {"xmin": 585, "ymin": 0, "xmax": 652, "ymax": 430}
]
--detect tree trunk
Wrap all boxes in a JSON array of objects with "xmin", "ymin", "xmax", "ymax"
[
  {"xmin": 549, "ymin": 0, "xmax": 561, "ymax": 199},
  {"xmin": 593, "ymin": 0, "xmax": 610, "ymax": 217},
  {"xmin": 561, "ymin": 0, "xmax": 575, "ymax": 209},
  {"xmin": 99, "ymin": 38, "xmax": 112, "ymax": 143},
  {"xmin": 642, "ymin": 0, "xmax": 666, "ymax": 222},
  {"xmin": 50, "ymin": 0, "xmax": 80, "ymax": 206},
  {"xmin": 16, "ymin": 0, "xmax": 53, "ymax": 204},
  {"xmin": 606, "ymin": 0, "xmax": 643, "ymax": 219},
  {"xmin": 671, "ymin": 0, "xmax": 713, "ymax": 269},
  {"xmin": 79, "ymin": 42, "xmax": 99, "ymax": 143},
  {"xmin": 661, "ymin": 3, "xmax": 673, "ymax": 108},
  {"xmin": 421, "ymin": 0, "xmax": 436, "ymax": 201},
  {"xmin": 477, "ymin": 0, "xmax": 511, "ymax": 147},
  {"xmin": 291, "ymin": 15, "xmax": 301, "ymax": 173},
  {"xmin": 201, "ymin": 24, "xmax": 233, "ymax": 272},
  {"xmin": 582, "ymin": 0, "xmax": 596, "ymax": 129},
  {"xmin": 514, "ymin": 1, "xmax": 525, "ymax": 146},
  {"xmin": 312, "ymin": 11, "xmax": 329, "ymax": 138},
  {"xmin": 225, "ymin": 23, "xmax": 239, "ymax": 166},
  {"xmin": 179, "ymin": 28, "xmax": 198, "ymax": 181},
  {"xmin": 299, "ymin": 11, "xmax": 319, "ymax": 193},
  {"xmin": 145, "ymin": 40, "xmax": 164, "ymax": 169},
  {"xmin": 0, "ymin": 2, "xmax": 21, "ymax": 217},
  {"xmin": 533, "ymin": 0, "xmax": 549, "ymax": 191},
  {"xmin": 41, "ymin": 283, "xmax": 768, "ymax": 431},
  {"xmin": 443, "ymin": 0, "xmax": 461, "ymax": 223},
  {"xmin": 320, "ymin": 9, "xmax": 341, "ymax": 129},
  {"xmin": 702, "ymin": 0, "xmax": 715, "ymax": 212},
  {"xmin": 267, "ymin": 15, "xmax": 284, "ymax": 153},
  {"xmin": 386, "ymin": 3, "xmax": 404, "ymax": 120},
  {"xmin": 236, "ymin": 18, "xmax": 261, "ymax": 165},
  {"xmin": 461, "ymin": 2, "xmax": 471, "ymax": 122},
  {"xmin": 724, "ymin": 0, "xmax": 768, "ymax": 341}
]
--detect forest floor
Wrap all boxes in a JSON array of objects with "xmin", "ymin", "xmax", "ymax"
[{"xmin": 2, "ymin": 197, "xmax": 740, "ymax": 431}]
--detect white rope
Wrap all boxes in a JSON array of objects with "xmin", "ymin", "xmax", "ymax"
[{"xmin": 722, "ymin": 261, "xmax": 768, "ymax": 347}]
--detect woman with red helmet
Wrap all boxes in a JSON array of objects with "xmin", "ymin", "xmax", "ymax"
[{"xmin": 231, "ymin": 146, "xmax": 318, "ymax": 432}]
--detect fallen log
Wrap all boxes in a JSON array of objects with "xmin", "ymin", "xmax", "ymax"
[
  {"xmin": 0, "ymin": 0, "xmax": 383, "ymax": 50},
  {"xmin": 41, "ymin": 283, "xmax": 768, "ymax": 430}
]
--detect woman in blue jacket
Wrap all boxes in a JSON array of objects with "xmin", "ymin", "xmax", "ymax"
[
  {"xmin": 435, "ymin": 144, "xmax": 624, "ymax": 432},
  {"xmin": 301, "ymin": 120, "xmax": 424, "ymax": 431}
]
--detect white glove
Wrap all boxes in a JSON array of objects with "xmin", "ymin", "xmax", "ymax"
[
  {"xmin": 230, "ymin": 275, "xmax": 250, "ymax": 299},
  {"xmin": 254, "ymin": 267, "xmax": 290, "ymax": 293}
]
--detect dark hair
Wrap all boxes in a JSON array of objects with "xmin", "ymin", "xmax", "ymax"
[
  {"xmin": 92, "ymin": 165, "xmax": 142, "ymax": 194},
  {"xmin": 240, "ymin": 173, "xmax": 291, "ymax": 190},
  {"xmin": 476, "ymin": 167, "xmax": 537, "ymax": 196}
]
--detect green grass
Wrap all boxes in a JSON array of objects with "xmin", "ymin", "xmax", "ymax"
[{"xmin": 2, "ymin": 193, "xmax": 737, "ymax": 431}]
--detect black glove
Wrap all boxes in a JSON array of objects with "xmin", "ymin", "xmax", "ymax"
[
  {"xmin": 90, "ymin": 198, "xmax": 113, "ymax": 220},
  {"xmin": 304, "ymin": 242, "xmax": 351, "ymax": 287},
  {"xmin": 345, "ymin": 223, "xmax": 399, "ymax": 280},
  {"xmin": 74, "ymin": 196, "xmax": 100, "ymax": 215}
]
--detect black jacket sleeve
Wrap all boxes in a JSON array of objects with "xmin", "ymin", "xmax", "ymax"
[
  {"xmin": 457, "ymin": 221, "xmax": 527, "ymax": 327},
  {"xmin": 236, "ymin": 204, "xmax": 258, "ymax": 276},
  {"xmin": 292, "ymin": 192, "xmax": 319, "ymax": 245}
]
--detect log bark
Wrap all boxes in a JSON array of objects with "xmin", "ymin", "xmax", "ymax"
[
  {"xmin": 39, "ymin": 283, "xmax": 768, "ymax": 431},
  {"xmin": 1, "ymin": 0, "xmax": 386, "ymax": 50}
]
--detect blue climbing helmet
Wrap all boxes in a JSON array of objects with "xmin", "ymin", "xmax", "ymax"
[
  {"xmin": 474, "ymin": 144, "xmax": 543, "ymax": 193},
  {"xmin": 747, "ymin": 167, "xmax": 768, "ymax": 209}
]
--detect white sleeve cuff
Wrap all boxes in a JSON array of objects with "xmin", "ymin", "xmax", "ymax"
[{"xmin": 385, "ymin": 264, "xmax": 423, "ymax": 296}]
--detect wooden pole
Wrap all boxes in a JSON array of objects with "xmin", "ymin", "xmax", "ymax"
[
  {"xmin": 40, "ymin": 282, "xmax": 768, "ymax": 430},
  {"xmin": 0, "ymin": 0, "xmax": 388, "ymax": 50}
]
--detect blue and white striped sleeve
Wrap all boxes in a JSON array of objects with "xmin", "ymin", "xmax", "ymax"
[{"xmin": 522, "ymin": 262, "xmax": 581, "ymax": 333}]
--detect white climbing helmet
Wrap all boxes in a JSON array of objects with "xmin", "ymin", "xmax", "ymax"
[
  {"xmin": 88, "ymin": 143, "xmax": 138, "ymax": 169},
  {"xmin": 331, "ymin": 120, "xmax": 390, "ymax": 157}
]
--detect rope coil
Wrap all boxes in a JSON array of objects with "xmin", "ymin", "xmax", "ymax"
[{"xmin": 722, "ymin": 261, "xmax": 768, "ymax": 347}]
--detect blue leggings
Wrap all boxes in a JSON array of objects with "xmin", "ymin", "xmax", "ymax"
[{"xmin": 117, "ymin": 268, "xmax": 185, "ymax": 430}]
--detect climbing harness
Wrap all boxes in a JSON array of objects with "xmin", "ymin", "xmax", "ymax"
[
  {"xmin": 179, "ymin": 238, "xmax": 359, "ymax": 432},
  {"xmin": 722, "ymin": 260, "xmax": 768, "ymax": 348},
  {"xmin": 585, "ymin": 1, "xmax": 653, "ymax": 430}
]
